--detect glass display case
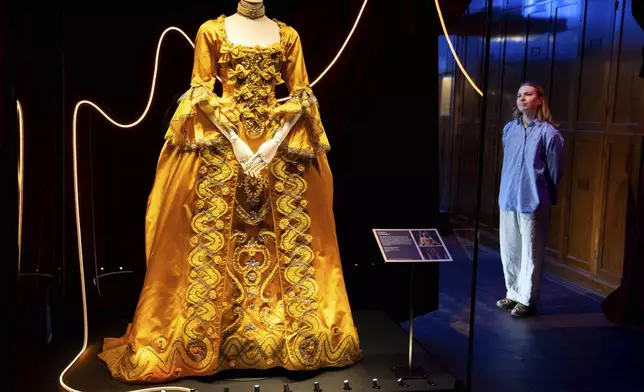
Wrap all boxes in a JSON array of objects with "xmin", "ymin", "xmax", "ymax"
[{"xmin": 5, "ymin": 1, "xmax": 523, "ymax": 391}]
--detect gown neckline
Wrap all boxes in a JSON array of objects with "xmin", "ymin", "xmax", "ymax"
[{"xmin": 218, "ymin": 14, "xmax": 285, "ymax": 51}]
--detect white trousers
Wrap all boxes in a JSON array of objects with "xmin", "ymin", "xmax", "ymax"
[{"xmin": 499, "ymin": 207, "xmax": 551, "ymax": 306}]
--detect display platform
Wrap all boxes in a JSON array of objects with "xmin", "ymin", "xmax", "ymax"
[{"xmin": 61, "ymin": 310, "xmax": 457, "ymax": 392}]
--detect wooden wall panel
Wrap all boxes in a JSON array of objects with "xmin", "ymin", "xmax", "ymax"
[
  {"xmin": 486, "ymin": 19, "xmax": 505, "ymax": 121},
  {"xmin": 500, "ymin": 9, "xmax": 526, "ymax": 121},
  {"xmin": 545, "ymin": 129, "xmax": 572, "ymax": 260},
  {"xmin": 576, "ymin": 0, "xmax": 617, "ymax": 130},
  {"xmin": 524, "ymin": 5, "xmax": 552, "ymax": 90},
  {"xmin": 438, "ymin": 76, "xmax": 455, "ymax": 213},
  {"xmin": 503, "ymin": 0, "xmax": 522, "ymax": 9},
  {"xmin": 449, "ymin": 28, "xmax": 467, "ymax": 216},
  {"xmin": 451, "ymin": 8, "xmax": 485, "ymax": 218},
  {"xmin": 563, "ymin": 133, "xmax": 604, "ymax": 273},
  {"xmin": 549, "ymin": 2, "xmax": 582, "ymax": 128},
  {"xmin": 599, "ymin": 136, "xmax": 642, "ymax": 286},
  {"xmin": 608, "ymin": 0, "xmax": 644, "ymax": 134},
  {"xmin": 480, "ymin": 129, "xmax": 501, "ymax": 227},
  {"xmin": 454, "ymin": 124, "xmax": 480, "ymax": 217},
  {"xmin": 462, "ymin": 21, "xmax": 485, "ymax": 123},
  {"xmin": 438, "ymin": 33, "xmax": 457, "ymax": 213},
  {"xmin": 480, "ymin": 19, "xmax": 506, "ymax": 228}
]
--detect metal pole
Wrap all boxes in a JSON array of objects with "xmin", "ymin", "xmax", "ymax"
[
  {"xmin": 465, "ymin": 0, "xmax": 494, "ymax": 390},
  {"xmin": 408, "ymin": 263, "xmax": 414, "ymax": 370}
]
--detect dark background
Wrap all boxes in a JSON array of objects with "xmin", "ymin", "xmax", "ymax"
[{"xmin": 6, "ymin": 1, "xmax": 444, "ymax": 390}]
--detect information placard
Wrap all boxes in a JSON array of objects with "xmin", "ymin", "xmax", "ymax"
[{"xmin": 372, "ymin": 228, "xmax": 453, "ymax": 262}]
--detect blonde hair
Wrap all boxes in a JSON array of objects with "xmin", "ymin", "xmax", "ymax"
[{"xmin": 512, "ymin": 82, "xmax": 559, "ymax": 127}]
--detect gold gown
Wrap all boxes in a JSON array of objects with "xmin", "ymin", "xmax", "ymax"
[{"xmin": 97, "ymin": 15, "xmax": 362, "ymax": 383}]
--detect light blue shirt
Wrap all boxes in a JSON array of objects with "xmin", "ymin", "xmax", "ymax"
[{"xmin": 498, "ymin": 118, "xmax": 565, "ymax": 213}]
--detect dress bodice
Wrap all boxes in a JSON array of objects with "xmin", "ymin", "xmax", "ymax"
[
  {"xmin": 215, "ymin": 16, "xmax": 288, "ymax": 138},
  {"xmin": 165, "ymin": 14, "xmax": 331, "ymax": 158}
]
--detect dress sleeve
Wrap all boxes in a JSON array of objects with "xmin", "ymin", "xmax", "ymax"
[
  {"xmin": 269, "ymin": 26, "xmax": 330, "ymax": 158},
  {"xmin": 164, "ymin": 21, "xmax": 235, "ymax": 150}
]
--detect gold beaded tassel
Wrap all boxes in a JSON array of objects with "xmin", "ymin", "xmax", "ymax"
[{"xmin": 237, "ymin": 1, "xmax": 266, "ymax": 19}]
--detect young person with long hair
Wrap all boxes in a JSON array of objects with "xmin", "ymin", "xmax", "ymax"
[{"xmin": 496, "ymin": 82, "xmax": 565, "ymax": 317}]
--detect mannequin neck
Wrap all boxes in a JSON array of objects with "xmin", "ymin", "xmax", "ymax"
[
  {"xmin": 237, "ymin": 0, "xmax": 266, "ymax": 20},
  {"xmin": 224, "ymin": 5, "xmax": 279, "ymax": 47}
]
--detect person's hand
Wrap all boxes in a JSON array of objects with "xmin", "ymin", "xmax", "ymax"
[
  {"xmin": 230, "ymin": 138, "xmax": 254, "ymax": 168},
  {"xmin": 243, "ymin": 138, "xmax": 280, "ymax": 177}
]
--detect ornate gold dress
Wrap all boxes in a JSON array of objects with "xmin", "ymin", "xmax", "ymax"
[{"xmin": 97, "ymin": 15, "xmax": 362, "ymax": 383}]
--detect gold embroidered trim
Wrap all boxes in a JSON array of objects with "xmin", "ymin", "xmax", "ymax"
[
  {"xmin": 112, "ymin": 148, "xmax": 238, "ymax": 382},
  {"xmin": 271, "ymin": 156, "xmax": 318, "ymax": 366},
  {"xmin": 183, "ymin": 148, "xmax": 235, "ymax": 367},
  {"xmin": 235, "ymin": 200, "xmax": 271, "ymax": 226}
]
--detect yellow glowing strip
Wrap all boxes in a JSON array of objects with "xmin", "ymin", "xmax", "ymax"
[
  {"xmin": 306, "ymin": 0, "xmax": 368, "ymax": 91},
  {"xmin": 435, "ymin": 0, "xmax": 483, "ymax": 96},
  {"xmin": 61, "ymin": 4, "xmax": 368, "ymax": 391},
  {"xmin": 16, "ymin": 101, "xmax": 55, "ymax": 280},
  {"xmin": 19, "ymin": 273, "xmax": 55, "ymax": 278},
  {"xmin": 17, "ymin": 100, "xmax": 24, "ymax": 274},
  {"xmin": 60, "ymin": 27, "xmax": 202, "ymax": 392},
  {"xmin": 61, "ymin": 110, "xmax": 195, "ymax": 392}
]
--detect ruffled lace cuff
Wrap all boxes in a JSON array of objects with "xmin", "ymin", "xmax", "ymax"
[
  {"xmin": 269, "ymin": 87, "xmax": 330, "ymax": 158},
  {"xmin": 164, "ymin": 85, "xmax": 236, "ymax": 151}
]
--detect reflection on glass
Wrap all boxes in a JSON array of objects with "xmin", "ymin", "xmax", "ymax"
[
  {"xmin": 16, "ymin": 100, "xmax": 24, "ymax": 274},
  {"xmin": 440, "ymin": 76, "xmax": 453, "ymax": 117}
]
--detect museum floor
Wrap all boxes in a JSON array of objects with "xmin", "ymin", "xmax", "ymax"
[
  {"xmin": 410, "ymin": 231, "xmax": 644, "ymax": 392},
  {"xmin": 15, "ymin": 229, "xmax": 644, "ymax": 392}
]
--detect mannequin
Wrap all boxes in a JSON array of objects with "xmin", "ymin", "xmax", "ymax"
[
  {"xmin": 97, "ymin": 0, "xmax": 362, "ymax": 383},
  {"xmin": 225, "ymin": 1, "xmax": 281, "ymax": 47}
]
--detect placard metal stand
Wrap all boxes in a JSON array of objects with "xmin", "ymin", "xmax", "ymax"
[
  {"xmin": 371, "ymin": 228, "xmax": 450, "ymax": 387},
  {"xmin": 391, "ymin": 263, "xmax": 430, "ymax": 383}
]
